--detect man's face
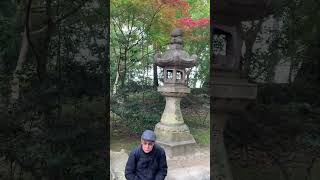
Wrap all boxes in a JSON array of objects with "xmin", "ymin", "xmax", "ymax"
[{"xmin": 141, "ymin": 139, "xmax": 155, "ymax": 153}]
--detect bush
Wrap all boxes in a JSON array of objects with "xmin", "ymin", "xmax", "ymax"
[{"xmin": 111, "ymin": 89, "xmax": 164, "ymax": 134}]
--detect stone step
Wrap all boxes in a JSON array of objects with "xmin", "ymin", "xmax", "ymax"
[{"xmin": 166, "ymin": 166, "xmax": 210, "ymax": 180}]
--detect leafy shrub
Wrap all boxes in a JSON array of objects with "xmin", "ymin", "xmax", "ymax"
[{"xmin": 111, "ymin": 89, "xmax": 164, "ymax": 134}]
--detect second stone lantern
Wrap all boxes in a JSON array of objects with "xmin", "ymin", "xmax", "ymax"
[{"xmin": 154, "ymin": 28, "xmax": 197, "ymax": 157}]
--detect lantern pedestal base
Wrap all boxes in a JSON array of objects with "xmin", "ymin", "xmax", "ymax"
[{"xmin": 154, "ymin": 122, "xmax": 197, "ymax": 158}]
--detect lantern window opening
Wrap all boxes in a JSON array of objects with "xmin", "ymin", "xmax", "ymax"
[
  {"xmin": 166, "ymin": 69, "xmax": 174, "ymax": 80},
  {"xmin": 176, "ymin": 70, "xmax": 183, "ymax": 80},
  {"xmin": 213, "ymin": 34, "xmax": 227, "ymax": 56}
]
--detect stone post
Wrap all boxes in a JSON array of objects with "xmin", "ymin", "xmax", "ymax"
[
  {"xmin": 211, "ymin": 24, "xmax": 257, "ymax": 180},
  {"xmin": 211, "ymin": 103, "xmax": 233, "ymax": 180}
]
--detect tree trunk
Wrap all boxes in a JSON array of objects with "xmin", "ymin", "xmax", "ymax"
[
  {"xmin": 9, "ymin": 0, "xmax": 54, "ymax": 108},
  {"xmin": 112, "ymin": 69, "xmax": 120, "ymax": 95},
  {"xmin": 288, "ymin": 59, "xmax": 294, "ymax": 84},
  {"xmin": 153, "ymin": 64, "xmax": 158, "ymax": 88},
  {"xmin": 9, "ymin": 28, "xmax": 29, "ymax": 108},
  {"xmin": 265, "ymin": 18, "xmax": 280, "ymax": 82},
  {"xmin": 153, "ymin": 43, "xmax": 159, "ymax": 88},
  {"xmin": 113, "ymin": 47, "xmax": 126, "ymax": 94},
  {"xmin": 240, "ymin": 19, "xmax": 264, "ymax": 77},
  {"xmin": 34, "ymin": 0, "xmax": 55, "ymax": 82},
  {"xmin": 118, "ymin": 47, "xmax": 128, "ymax": 89},
  {"xmin": 295, "ymin": 57, "xmax": 311, "ymax": 81},
  {"xmin": 9, "ymin": 0, "xmax": 31, "ymax": 109},
  {"xmin": 192, "ymin": 69, "xmax": 198, "ymax": 88}
]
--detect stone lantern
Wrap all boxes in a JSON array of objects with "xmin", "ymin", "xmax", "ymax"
[
  {"xmin": 154, "ymin": 28, "xmax": 197, "ymax": 158},
  {"xmin": 211, "ymin": 0, "xmax": 275, "ymax": 179}
]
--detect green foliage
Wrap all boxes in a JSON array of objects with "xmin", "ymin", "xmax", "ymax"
[
  {"xmin": 273, "ymin": 0, "xmax": 320, "ymax": 82},
  {"xmin": 0, "ymin": 86, "xmax": 107, "ymax": 179},
  {"xmin": 111, "ymin": 89, "xmax": 164, "ymax": 134},
  {"xmin": 110, "ymin": 0, "xmax": 210, "ymax": 92},
  {"xmin": 109, "ymin": 0, "xmax": 211, "ymax": 132},
  {"xmin": 110, "ymin": 88, "xmax": 210, "ymax": 151},
  {"xmin": 188, "ymin": 119, "xmax": 210, "ymax": 146},
  {"xmin": 225, "ymin": 83, "xmax": 320, "ymax": 179},
  {"xmin": 0, "ymin": 0, "xmax": 109, "ymax": 179},
  {"xmin": 0, "ymin": 0, "xmax": 16, "ymax": 17}
]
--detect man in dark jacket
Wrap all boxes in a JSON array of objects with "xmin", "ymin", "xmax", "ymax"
[{"xmin": 125, "ymin": 130, "xmax": 167, "ymax": 180}]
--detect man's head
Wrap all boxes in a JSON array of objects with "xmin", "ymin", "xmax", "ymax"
[{"xmin": 141, "ymin": 130, "xmax": 156, "ymax": 153}]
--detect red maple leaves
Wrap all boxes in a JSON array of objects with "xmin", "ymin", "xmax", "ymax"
[
  {"xmin": 158, "ymin": 0, "xmax": 210, "ymax": 31},
  {"xmin": 177, "ymin": 18, "xmax": 210, "ymax": 28}
]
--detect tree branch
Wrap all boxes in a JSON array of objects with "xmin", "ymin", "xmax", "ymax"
[
  {"xmin": 54, "ymin": 0, "xmax": 88, "ymax": 24},
  {"xmin": 127, "ymin": 4, "xmax": 164, "ymax": 50},
  {"xmin": 25, "ymin": 0, "xmax": 43, "ymax": 82}
]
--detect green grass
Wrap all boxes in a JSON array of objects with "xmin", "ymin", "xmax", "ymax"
[
  {"xmin": 110, "ymin": 126, "xmax": 210, "ymax": 151},
  {"xmin": 190, "ymin": 127, "xmax": 210, "ymax": 147},
  {"xmin": 110, "ymin": 129, "xmax": 140, "ymax": 152},
  {"xmin": 184, "ymin": 115, "xmax": 210, "ymax": 147},
  {"xmin": 110, "ymin": 99, "xmax": 140, "ymax": 152}
]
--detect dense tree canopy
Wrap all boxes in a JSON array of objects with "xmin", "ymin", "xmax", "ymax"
[
  {"xmin": 0, "ymin": 0, "xmax": 109, "ymax": 179},
  {"xmin": 110, "ymin": 0, "xmax": 210, "ymax": 94}
]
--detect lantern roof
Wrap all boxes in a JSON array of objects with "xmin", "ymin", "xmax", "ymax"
[
  {"xmin": 214, "ymin": 0, "xmax": 275, "ymax": 25},
  {"xmin": 155, "ymin": 29, "xmax": 197, "ymax": 68}
]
